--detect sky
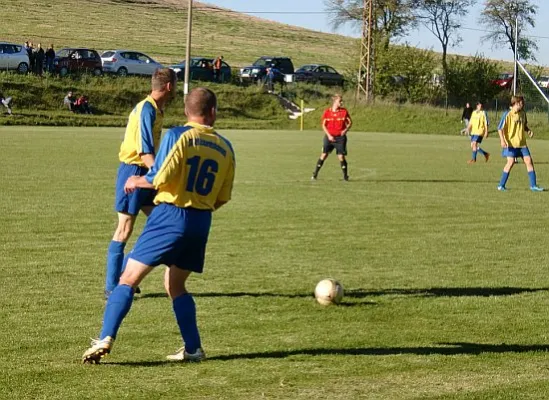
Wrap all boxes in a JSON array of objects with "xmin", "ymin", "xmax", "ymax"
[{"xmin": 203, "ymin": 0, "xmax": 549, "ymax": 66}]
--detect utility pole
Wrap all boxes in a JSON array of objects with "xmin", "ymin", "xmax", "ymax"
[
  {"xmin": 513, "ymin": 14, "xmax": 519, "ymax": 96},
  {"xmin": 184, "ymin": 0, "xmax": 193, "ymax": 99},
  {"xmin": 356, "ymin": 0, "xmax": 374, "ymax": 102}
]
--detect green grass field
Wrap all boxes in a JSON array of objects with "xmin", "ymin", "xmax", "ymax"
[{"xmin": 3, "ymin": 126, "xmax": 549, "ymax": 399}]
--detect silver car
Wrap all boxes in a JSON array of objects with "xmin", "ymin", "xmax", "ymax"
[
  {"xmin": 0, "ymin": 42, "xmax": 29, "ymax": 74},
  {"xmin": 101, "ymin": 50, "xmax": 163, "ymax": 76}
]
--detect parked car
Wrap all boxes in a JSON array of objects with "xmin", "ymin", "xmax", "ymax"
[
  {"xmin": 168, "ymin": 57, "xmax": 231, "ymax": 82},
  {"xmin": 537, "ymin": 76, "xmax": 549, "ymax": 89},
  {"xmin": 0, "ymin": 42, "xmax": 29, "ymax": 74},
  {"xmin": 491, "ymin": 72, "xmax": 514, "ymax": 90},
  {"xmin": 239, "ymin": 56, "xmax": 294, "ymax": 84},
  {"xmin": 101, "ymin": 50, "xmax": 163, "ymax": 76},
  {"xmin": 54, "ymin": 48, "xmax": 102, "ymax": 77},
  {"xmin": 294, "ymin": 64, "xmax": 344, "ymax": 86}
]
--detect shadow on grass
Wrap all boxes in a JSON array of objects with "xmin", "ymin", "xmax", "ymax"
[
  {"xmin": 368, "ymin": 179, "xmax": 496, "ymax": 184},
  {"xmin": 107, "ymin": 342, "xmax": 549, "ymax": 366},
  {"xmin": 138, "ymin": 287, "xmax": 547, "ymax": 300}
]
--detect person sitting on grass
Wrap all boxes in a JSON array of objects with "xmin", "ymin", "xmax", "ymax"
[
  {"xmin": 75, "ymin": 95, "xmax": 92, "ymax": 114},
  {"xmin": 0, "ymin": 91, "xmax": 13, "ymax": 116},
  {"xmin": 64, "ymin": 91, "xmax": 75, "ymax": 112}
]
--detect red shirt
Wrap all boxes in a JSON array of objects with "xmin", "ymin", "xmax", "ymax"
[{"xmin": 322, "ymin": 107, "xmax": 350, "ymax": 136}]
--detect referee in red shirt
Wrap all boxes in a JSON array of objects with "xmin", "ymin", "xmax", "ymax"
[{"xmin": 311, "ymin": 94, "xmax": 353, "ymax": 181}]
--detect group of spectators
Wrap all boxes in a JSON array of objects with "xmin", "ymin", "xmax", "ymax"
[
  {"xmin": 24, "ymin": 41, "xmax": 56, "ymax": 75},
  {"xmin": 64, "ymin": 91, "xmax": 93, "ymax": 114}
]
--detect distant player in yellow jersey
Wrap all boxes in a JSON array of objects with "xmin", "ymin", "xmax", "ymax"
[
  {"xmin": 497, "ymin": 95, "xmax": 543, "ymax": 192},
  {"xmin": 467, "ymin": 101, "xmax": 490, "ymax": 164},
  {"xmin": 83, "ymin": 88, "xmax": 236, "ymax": 364},
  {"xmin": 104, "ymin": 68, "xmax": 177, "ymax": 299}
]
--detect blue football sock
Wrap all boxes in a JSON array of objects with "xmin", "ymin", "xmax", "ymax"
[
  {"xmin": 100, "ymin": 284, "xmax": 134, "ymax": 340},
  {"xmin": 173, "ymin": 294, "xmax": 202, "ymax": 353},
  {"xmin": 478, "ymin": 148, "xmax": 487, "ymax": 156},
  {"xmin": 105, "ymin": 241, "xmax": 126, "ymax": 292},
  {"xmin": 528, "ymin": 171, "xmax": 537, "ymax": 187},
  {"xmin": 472, "ymin": 150, "xmax": 477, "ymax": 161},
  {"xmin": 499, "ymin": 171, "xmax": 510, "ymax": 188}
]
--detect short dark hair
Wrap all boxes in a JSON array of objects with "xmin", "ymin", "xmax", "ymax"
[
  {"xmin": 151, "ymin": 68, "xmax": 177, "ymax": 91},
  {"xmin": 185, "ymin": 87, "xmax": 217, "ymax": 117}
]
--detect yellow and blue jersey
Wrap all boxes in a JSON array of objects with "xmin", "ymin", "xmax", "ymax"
[
  {"xmin": 145, "ymin": 122, "xmax": 236, "ymax": 210},
  {"xmin": 498, "ymin": 109, "xmax": 527, "ymax": 148},
  {"xmin": 119, "ymin": 96, "xmax": 164, "ymax": 166},
  {"xmin": 469, "ymin": 110, "xmax": 489, "ymax": 136}
]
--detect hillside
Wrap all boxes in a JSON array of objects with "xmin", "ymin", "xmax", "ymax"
[{"xmin": 1, "ymin": 0, "xmax": 358, "ymax": 69}]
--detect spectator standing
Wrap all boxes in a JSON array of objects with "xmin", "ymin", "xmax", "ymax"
[
  {"xmin": 460, "ymin": 102, "xmax": 474, "ymax": 135},
  {"xmin": 26, "ymin": 41, "xmax": 34, "ymax": 74},
  {"xmin": 213, "ymin": 55, "xmax": 223, "ymax": 82},
  {"xmin": 35, "ymin": 43, "xmax": 45, "ymax": 75},
  {"xmin": 45, "ymin": 44, "xmax": 55, "ymax": 73}
]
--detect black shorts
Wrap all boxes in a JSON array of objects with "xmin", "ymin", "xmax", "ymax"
[{"xmin": 323, "ymin": 135, "xmax": 347, "ymax": 156}]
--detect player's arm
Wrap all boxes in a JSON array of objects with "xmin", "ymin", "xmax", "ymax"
[
  {"xmin": 497, "ymin": 112, "xmax": 509, "ymax": 148},
  {"xmin": 138, "ymin": 102, "xmax": 157, "ymax": 169},
  {"xmin": 214, "ymin": 156, "xmax": 235, "ymax": 211},
  {"xmin": 484, "ymin": 111, "xmax": 489, "ymax": 138},
  {"xmin": 321, "ymin": 110, "xmax": 334, "ymax": 141},
  {"xmin": 341, "ymin": 113, "xmax": 352, "ymax": 136},
  {"xmin": 125, "ymin": 129, "xmax": 181, "ymax": 193},
  {"xmin": 322, "ymin": 119, "xmax": 334, "ymax": 141}
]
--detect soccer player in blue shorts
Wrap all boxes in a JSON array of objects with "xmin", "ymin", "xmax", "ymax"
[
  {"xmin": 497, "ymin": 95, "xmax": 543, "ymax": 192},
  {"xmin": 467, "ymin": 101, "xmax": 490, "ymax": 164},
  {"xmin": 82, "ymin": 87, "xmax": 236, "ymax": 364},
  {"xmin": 104, "ymin": 68, "xmax": 177, "ymax": 299}
]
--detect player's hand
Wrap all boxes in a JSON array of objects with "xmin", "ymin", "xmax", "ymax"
[
  {"xmin": 528, "ymin": 130, "xmax": 534, "ymax": 138},
  {"xmin": 124, "ymin": 176, "xmax": 140, "ymax": 194},
  {"xmin": 500, "ymin": 140, "xmax": 508, "ymax": 148},
  {"xmin": 328, "ymin": 135, "xmax": 335, "ymax": 142}
]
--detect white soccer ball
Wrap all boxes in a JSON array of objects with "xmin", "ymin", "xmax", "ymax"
[{"xmin": 314, "ymin": 279, "xmax": 344, "ymax": 305}]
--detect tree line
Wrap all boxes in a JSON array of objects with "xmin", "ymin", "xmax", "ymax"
[{"xmin": 326, "ymin": 0, "xmax": 540, "ymax": 105}]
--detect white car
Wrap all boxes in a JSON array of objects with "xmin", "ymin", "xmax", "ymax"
[
  {"xmin": 0, "ymin": 42, "xmax": 29, "ymax": 74},
  {"xmin": 537, "ymin": 76, "xmax": 549, "ymax": 89},
  {"xmin": 101, "ymin": 50, "xmax": 163, "ymax": 76}
]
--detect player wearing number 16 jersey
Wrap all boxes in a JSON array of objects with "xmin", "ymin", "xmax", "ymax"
[{"xmin": 82, "ymin": 87, "xmax": 235, "ymax": 364}]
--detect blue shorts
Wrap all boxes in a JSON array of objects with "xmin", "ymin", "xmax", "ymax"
[
  {"xmin": 502, "ymin": 147, "xmax": 531, "ymax": 158},
  {"xmin": 114, "ymin": 163, "xmax": 156, "ymax": 215},
  {"xmin": 470, "ymin": 135, "xmax": 483, "ymax": 144},
  {"xmin": 129, "ymin": 203, "xmax": 212, "ymax": 273}
]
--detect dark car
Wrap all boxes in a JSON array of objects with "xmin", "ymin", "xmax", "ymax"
[
  {"xmin": 294, "ymin": 64, "xmax": 345, "ymax": 86},
  {"xmin": 54, "ymin": 48, "xmax": 102, "ymax": 77},
  {"xmin": 239, "ymin": 56, "xmax": 294, "ymax": 84},
  {"xmin": 168, "ymin": 57, "xmax": 231, "ymax": 82}
]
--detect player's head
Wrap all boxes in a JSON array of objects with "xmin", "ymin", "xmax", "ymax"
[
  {"xmin": 185, "ymin": 87, "xmax": 217, "ymax": 126},
  {"xmin": 466, "ymin": 102, "xmax": 470, "ymax": 108},
  {"xmin": 511, "ymin": 95, "xmax": 524, "ymax": 111},
  {"xmin": 151, "ymin": 68, "xmax": 177, "ymax": 100},
  {"xmin": 476, "ymin": 101, "xmax": 483, "ymax": 110},
  {"xmin": 332, "ymin": 94, "xmax": 343, "ymax": 109}
]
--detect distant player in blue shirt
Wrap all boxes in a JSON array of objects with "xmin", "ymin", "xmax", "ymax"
[
  {"xmin": 83, "ymin": 88, "xmax": 236, "ymax": 364},
  {"xmin": 104, "ymin": 68, "xmax": 177, "ymax": 299}
]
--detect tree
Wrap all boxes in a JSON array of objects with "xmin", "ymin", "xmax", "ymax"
[
  {"xmin": 480, "ymin": 0, "xmax": 538, "ymax": 61},
  {"xmin": 445, "ymin": 54, "xmax": 501, "ymax": 104},
  {"xmin": 324, "ymin": 0, "xmax": 415, "ymax": 47},
  {"xmin": 410, "ymin": 0, "xmax": 476, "ymax": 98}
]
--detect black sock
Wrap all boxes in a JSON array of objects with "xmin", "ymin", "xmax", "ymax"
[
  {"xmin": 313, "ymin": 158, "xmax": 324, "ymax": 177},
  {"xmin": 340, "ymin": 160, "xmax": 348, "ymax": 178}
]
